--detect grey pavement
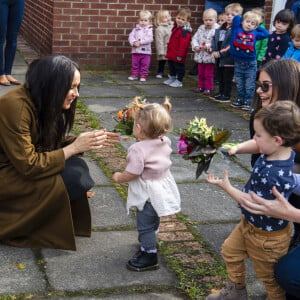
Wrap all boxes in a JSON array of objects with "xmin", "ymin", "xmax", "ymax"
[{"xmin": 0, "ymin": 50, "xmax": 268, "ymax": 299}]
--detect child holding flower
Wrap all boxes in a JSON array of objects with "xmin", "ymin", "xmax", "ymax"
[
  {"xmin": 112, "ymin": 97, "xmax": 181, "ymax": 272},
  {"xmin": 205, "ymin": 101, "xmax": 300, "ymax": 300},
  {"xmin": 191, "ymin": 8, "xmax": 219, "ymax": 95}
]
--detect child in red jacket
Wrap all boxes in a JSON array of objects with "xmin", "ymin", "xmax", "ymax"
[{"xmin": 164, "ymin": 8, "xmax": 192, "ymax": 88}]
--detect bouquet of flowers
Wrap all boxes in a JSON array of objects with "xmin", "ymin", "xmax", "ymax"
[
  {"xmin": 113, "ymin": 96, "xmax": 147, "ymax": 135},
  {"xmin": 177, "ymin": 117, "xmax": 231, "ymax": 179}
]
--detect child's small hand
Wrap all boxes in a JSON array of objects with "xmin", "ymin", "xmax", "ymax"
[
  {"xmin": 194, "ymin": 46, "xmax": 201, "ymax": 52},
  {"xmin": 211, "ymin": 51, "xmax": 220, "ymax": 58},
  {"xmin": 112, "ymin": 172, "xmax": 122, "ymax": 183},
  {"xmin": 206, "ymin": 171, "xmax": 230, "ymax": 189},
  {"xmin": 220, "ymin": 46, "xmax": 230, "ymax": 53},
  {"xmin": 228, "ymin": 145, "xmax": 238, "ymax": 156},
  {"xmin": 177, "ymin": 56, "xmax": 182, "ymax": 61},
  {"xmin": 133, "ymin": 41, "xmax": 141, "ymax": 47}
]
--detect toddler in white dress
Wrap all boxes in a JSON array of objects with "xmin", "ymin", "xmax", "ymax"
[{"xmin": 112, "ymin": 97, "xmax": 181, "ymax": 271}]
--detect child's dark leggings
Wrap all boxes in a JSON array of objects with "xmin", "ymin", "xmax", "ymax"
[{"xmin": 137, "ymin": 202, "xmax": 160, "ymax": 251}]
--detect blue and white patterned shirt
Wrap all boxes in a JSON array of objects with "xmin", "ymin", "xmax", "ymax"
[{"xmin": 241, "ymin": 151, "xmax": 296, "ymax": 231}]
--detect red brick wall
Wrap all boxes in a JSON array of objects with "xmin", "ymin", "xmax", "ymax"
[
  {"xmin": 20, "ymin": 0, "xmax": 53, "ymax": 56},
  {"xmin": 20, "ymin": 0, "xmax": 273, "ymax": 70}
]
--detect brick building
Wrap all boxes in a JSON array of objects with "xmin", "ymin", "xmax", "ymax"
[{"xmin": 20, "ymin": 0, "xmax": 278, "ymax": 70}]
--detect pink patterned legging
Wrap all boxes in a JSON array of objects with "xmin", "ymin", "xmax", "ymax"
[{"xmin": 197, "ymin": 63, "xmax": 215, "ymax": 90}]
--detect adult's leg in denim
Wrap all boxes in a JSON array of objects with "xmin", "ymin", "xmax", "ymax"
[
  {"xmin": 174, "ymin": 61, "xmax": 185, "ymax": 81},
  {"xmin": 221, "ymin": 220, "xmax": 248, "ymax": 285},
  {"xmin": 275, "ymin": 246, "xmax": 300, "ymax": 298},
  {"xmin": 137, "ymin": 202, "xmax": 159, "ymax": 251},
  {"xmin": 4, "ymin": 0, "xmax": 24, "ymax": 75},
  {"xmin": 234, "ymin": 62, "xmax": 246, "ymax": 101},
  {"xmin": 0, "ymin": 1, "xmax": 9, "ymax": 75},
  {"xmin": 246, "ymin": 228, "xmax": 290, "ymax": 300},
  {"xmin": 157, "ymin": 60, "xmax": 166, "ymax": 74},
  {"xmin": 131, "ymin": 53, "xmax": 140, "ymax": 77},
  {"xmin": 204, "ymin": 1, "xmax": 230, "ymax": 14},
  {"xmin": 204, "ymin": 63, "xmax": 215, "ymax": 90},
  {"xmin": 223, "ymin": 67, "xmax": 234, "ymax": 97},
  {"xmin": 244, "ymin": 61, "xmax": 257, "ymax": 104},
  {"xmin": 168, "ymin": 60, "xmax": 176, "ymax": 77},
  {"xmin": 197, "ymin": 63, "xmax": 205, "ymax": 88},
  {"xmin": 140, "ymin": 54, "xmax": 151, "ymax": 77}
]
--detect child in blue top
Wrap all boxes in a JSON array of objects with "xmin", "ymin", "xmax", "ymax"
[
  {"xmin": 230, "ymin": 11, "xmax": 269, "ymax": 111},
  {"xmin": 206, "ymin": 101, "xmax": 300, "ymax": 300},
  {"xmin": 263, "ymin": 9, "xmax": 295, "ymax": 64},
  {"xmin": 210, "ymin": 2, "xmax": 243, "ymax": 103},
  {"xmin": 283, "ymin": 24, "xmax": 300, "ymax": 62}
]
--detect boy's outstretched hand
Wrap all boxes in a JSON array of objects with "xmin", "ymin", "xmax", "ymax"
[{"xmin": 206, "ymin": 171, "xmax": 231, "ymax": 190}]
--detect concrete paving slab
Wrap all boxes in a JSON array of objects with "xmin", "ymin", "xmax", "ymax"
[
  {"xmin": 90, "ymin": 186, "xmax": 136, "ymax": 228},
  {"xmin": 80, "ymin": 85, "xmax": 139, "ymax": 98},
  {"xmin": 170, "ymin": 152, "xmax": 250, "ymax": 182},
  {"xmin": 83, "ymin": 157, "xmax": 110, "ymax": 185},
  {"xmin": 139, "ymin": 84, "xmax": 196, "ymax": 98},
  {"xmin": 43, "ymin": 231, "xmax": 178, "ymax": 291},
  {"xmin": 178, "ymin": 182, "xmax": 244, "ymax": 222},
  {"xmin": 81, "ymin": 73, "xmax": 113, "ymax": 84},
  {"xmin": 0, "ymin": 245, "xmax": 46, "ymax": 294}
]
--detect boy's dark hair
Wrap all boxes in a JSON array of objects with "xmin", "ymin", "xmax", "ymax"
[
  {"xmin": 273, "ymin": 9, "xmax": 296, "ymax": 33},
  {"xmin": 254, "ymin": 100, "xmax": 300, "ymax": 147}
]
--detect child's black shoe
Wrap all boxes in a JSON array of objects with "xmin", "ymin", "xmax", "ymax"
[{"xmin": 126, "ymin": 251, "xmax": 159, "ymax": 272}]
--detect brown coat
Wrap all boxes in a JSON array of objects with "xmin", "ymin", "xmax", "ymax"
[{"xmin": 0, "ymin": 86, "xmax": 91, "ymax": 250}]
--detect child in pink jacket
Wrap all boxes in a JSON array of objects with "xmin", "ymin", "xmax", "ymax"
[{"xmin": 128, "ymin": 10, "xmax": 153, "ymax": 82}]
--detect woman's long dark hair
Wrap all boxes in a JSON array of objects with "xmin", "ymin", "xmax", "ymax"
[{"xmin": 26, "ymin": 55, "xmax": 79, "ymax": 151}]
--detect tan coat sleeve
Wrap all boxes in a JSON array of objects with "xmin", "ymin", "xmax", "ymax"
[{"xmin": 0, "ymin": 87, "xmax": 65, "ymax": 179}]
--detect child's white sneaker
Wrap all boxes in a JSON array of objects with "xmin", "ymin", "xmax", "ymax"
[
  {"xmin": 156, "ymin": 73, "xmax": 163, "ymax": 79},
  {"xmin": 140, "ymin": 76, "xmax": 146, "ymax": 82},
  {"xmin": 169, "ymin": 79, "xmax": 183, "ymax": 88},
  {"xmin": 128, "ymin": 75, "xmax": 138, "ymax": 80},
  {"xmin": 163, "ymin": 76, "xmax": 176, "ymax": 85}
]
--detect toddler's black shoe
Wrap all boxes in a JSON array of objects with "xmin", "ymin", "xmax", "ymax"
[{"xmin": 126, "ymin": 251, "xmax": 159, "ymax": 272}]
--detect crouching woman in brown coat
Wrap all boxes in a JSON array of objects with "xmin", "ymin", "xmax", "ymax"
[{"xmin": 0, "ymin": 55, "xmax": 119, "ymax": 250}]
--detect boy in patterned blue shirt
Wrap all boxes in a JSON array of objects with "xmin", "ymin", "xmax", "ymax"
[
  {"xmin": 206, "ymin": 101, "xmax": 300, "ymax": 300},
  {"xmin": 229, "ymin": 11, "xmax": 269, "ymax": 110}
]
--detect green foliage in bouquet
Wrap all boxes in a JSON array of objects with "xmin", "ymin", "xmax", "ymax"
[{"xmin": 178, "ymin": 117, "xmax": 231, "ymax": 179}]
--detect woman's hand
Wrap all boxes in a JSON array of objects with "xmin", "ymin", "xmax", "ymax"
[
  {"xmin": 240, "ymin": 186, "xmax": 298, "ymax": 221},
  {"xmin": 63, "ymin": 130, "xmax": 119, "ymax": 159}
]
